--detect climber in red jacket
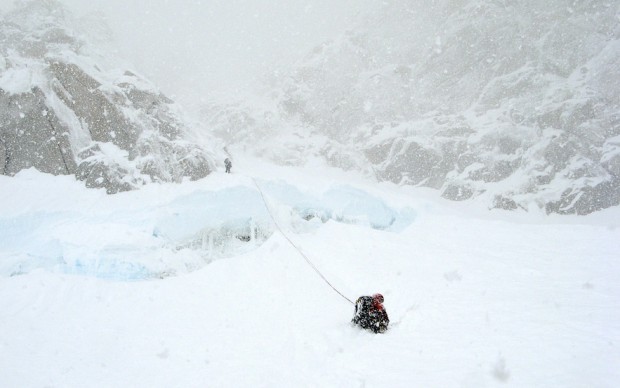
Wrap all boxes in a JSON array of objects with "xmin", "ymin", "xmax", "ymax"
[{"xmin": 351, "ymin": 293, "xmax": 389, "ymax": 333}]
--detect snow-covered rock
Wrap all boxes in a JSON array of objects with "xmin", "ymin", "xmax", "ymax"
[
  {"xmin": 205, "ymin": 0, "xmax": 620, "ymax": 214},
  {"xmin": 0, "ymin": 0, "xmax": 216, "ymax": 193}
]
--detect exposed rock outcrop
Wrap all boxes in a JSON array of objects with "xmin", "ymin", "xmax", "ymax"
[
  {"xmin": 0, "ymin": 1, "xmax": 216, "ymax": 193},
  {"xmin": 211, "ymin": 0, "xmax": 619, "ymax": 214}
]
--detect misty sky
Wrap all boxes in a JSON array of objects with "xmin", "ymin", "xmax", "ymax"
[{"xmin": 1, "ymin": 0, "xmax": 377, "ymax": 105}]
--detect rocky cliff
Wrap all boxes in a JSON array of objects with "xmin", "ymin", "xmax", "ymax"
[
  {"xmin": 0, "ymin": 0, "xmax": 216, "ymax": 193},
  {"xmin": 212, "ymin": 0, "xmax": 619, "ymax": 214}
]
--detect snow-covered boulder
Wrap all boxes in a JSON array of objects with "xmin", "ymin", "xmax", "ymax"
[{"xmin": 0, "ymin": 0, "xmax": 216, "ymax": 193}]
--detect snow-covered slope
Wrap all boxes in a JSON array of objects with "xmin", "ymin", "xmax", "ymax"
[
  {"xmin": 0, "ymin": 1, "xmax": 218, "ymax": 193},
  {"xmin": 204, "ymin": 0, "xmax": 620, "ymax": 215},
  {"xmin": 1, "ymin": 157, "xmax": 619, "ymax": 387}
]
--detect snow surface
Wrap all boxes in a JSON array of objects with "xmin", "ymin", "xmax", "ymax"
[{"xmin": 1, "ymin": 156, "xmax": 619, "ymax": 387}]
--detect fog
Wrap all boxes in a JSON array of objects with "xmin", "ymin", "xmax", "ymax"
[{"xmin": 0, "ymin": 0, "xmax": 377, "ymax": 104}]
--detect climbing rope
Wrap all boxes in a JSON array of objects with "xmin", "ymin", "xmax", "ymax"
[{"xmin": 251, "ymin": 177, "xmax": 354, "ymax": 305}]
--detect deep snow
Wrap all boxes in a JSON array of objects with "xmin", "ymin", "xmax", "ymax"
[{"xmin": 1, "ymin": 156, "xmax": 619, "ymax": 387}]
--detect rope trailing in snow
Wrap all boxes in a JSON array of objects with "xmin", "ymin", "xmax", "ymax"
[{"xmin": 252, "ymin": 178, "xmax": 354, "ymax": 305}]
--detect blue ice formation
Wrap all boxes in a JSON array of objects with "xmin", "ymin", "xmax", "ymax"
[
  {"xmin": 153, "ymin": 186, "xmax": 271, "ymax": 242},
  {"xmin": 0, "ymin": 183, "xmax": 415, "ymax": 280},
  {"xmin": 258, "ymin": 181, "xmax": 415, "ymax": 231}
]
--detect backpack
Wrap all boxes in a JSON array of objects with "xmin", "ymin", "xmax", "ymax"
[{"xmin": 351, "ymin": 296, "xmax": 389, "ymax": 333}]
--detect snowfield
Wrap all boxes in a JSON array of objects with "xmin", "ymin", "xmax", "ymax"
[{"xmin": 0, "ymin": 156, "xmax": 619, "ymax": 387}]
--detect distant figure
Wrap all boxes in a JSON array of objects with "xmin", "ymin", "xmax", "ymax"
[
  {"xmin": 352, "ymin": 293, "xmax": 389, "ymax": 333},
  {"xmin": 224, "ymin": 158, "xmax": 232, "ymax": 173}
]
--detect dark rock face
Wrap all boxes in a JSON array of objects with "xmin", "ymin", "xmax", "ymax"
[
  {"xmin": 0, "ymin": 1, "xmax": 214, "ymax": 193},
  {"xmin": 546, "ymin": 180, "xmax": 620, "ymax": 215},
  {"xmin": 49, "ymin": 62, "xmax": 139, "ymax": 151},
  {"xmin": 0, "ymin": 87, "xmax": 76, "ymax": 175}
]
